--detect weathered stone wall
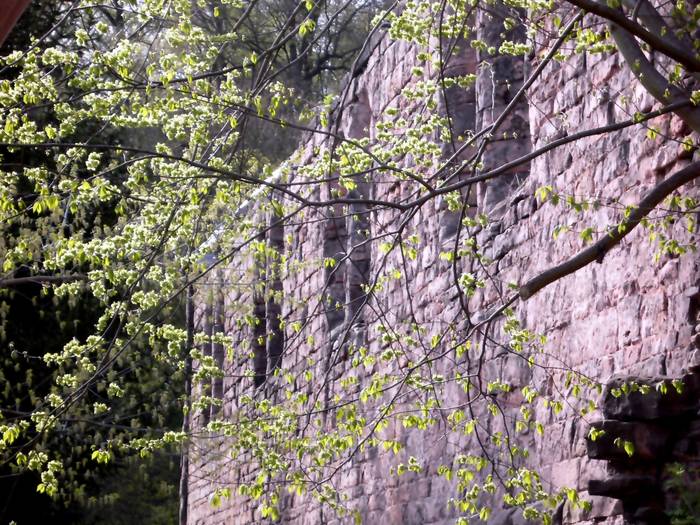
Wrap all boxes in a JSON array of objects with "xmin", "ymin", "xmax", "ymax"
[{"xmin": 187, "ymin": 9, "xmax": 700, "ymax": 525}]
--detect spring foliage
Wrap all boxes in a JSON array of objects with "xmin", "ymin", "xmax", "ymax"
[{"xmin": 1, "ymin": 0, "xmax": 700, "ymax": 523}]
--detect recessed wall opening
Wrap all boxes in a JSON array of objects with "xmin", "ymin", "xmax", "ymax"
[
  {"xmin": 210, "ymin": 288, "xmax": 225, "ymax": 417},
  {"xmin": 322, "ymin": 210, "xmax": 348, "ymax": 334},
  {"xmin": 252, "ymin": 253, "xmax": 268, "ymax": 388},
  {"xmin": 251, "ymin": 211, "xmax": 286, "ymax": 389},
  {"xmin": 266, "ymin": 215, "xmax": 284, "ymax": 377},
  {"xmin": 200, "ymin": 300, "xmax": 213, "ymax": 427}
]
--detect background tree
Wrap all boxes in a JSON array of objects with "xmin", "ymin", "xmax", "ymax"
[{"xmin": 0, "ymin": 2, "xmax": 182, "ymax": 522}]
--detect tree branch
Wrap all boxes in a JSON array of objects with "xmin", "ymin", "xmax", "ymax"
[
  {"xmin": 407, "ymin": 100, "xmax": 691, "ymax": 207},
  {"xmin": 0, "ymin": 274, "xmax": 87, "ymax": 288},
  {"xmin": 565, "ymin": 0, "xmax": 700, "ymax": 72},
  {"xmin": 620, "ymin": 0, "xmax": 693, "ymax": 54},
  {"xmin": 610, "ymin": 23, "xmax": 700, "ymax": 132},
  {"xmin": 519, "ymin": 160, "xmax": 700, "ymax": 300}
]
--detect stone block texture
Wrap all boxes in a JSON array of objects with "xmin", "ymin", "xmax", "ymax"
[{"xmin": 186, "ymin": 8, "xmax": 700, "ymax": 525}]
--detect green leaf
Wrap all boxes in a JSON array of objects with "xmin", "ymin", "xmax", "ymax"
[
  {"xmin": 579, "ymin": 227, "xmax": 594, "ymax": 243},
  {"xmin": 672, "ymin": 379, "xmax": 684, "ymax": 394}
]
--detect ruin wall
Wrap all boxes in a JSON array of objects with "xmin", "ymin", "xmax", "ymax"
[{"xmin": 187, "ymin": 10, "xmax": 700, "ymax": 525}]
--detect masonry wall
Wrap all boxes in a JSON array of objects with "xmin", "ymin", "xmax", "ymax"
[{"xmin": 187, "ymin": 10, "xmax": 700, "ymax": 525}]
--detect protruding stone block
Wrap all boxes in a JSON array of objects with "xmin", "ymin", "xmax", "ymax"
[
  {"xmin": 586, "ymin": 420, "xmax": 672, "ymax": 462},
  {"xmin": 602, "ymin": 375, "xmax": 700, "ymax": 421},
  {"xmin": 588, "ymin": 476, "xmax": 657, "ymax": 500}
]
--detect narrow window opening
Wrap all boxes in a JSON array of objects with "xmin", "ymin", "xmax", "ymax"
[
  {"xmin": 474, "ymin": 5, "xmax": 530, "ymax": 212},
  {"xmin": 200, "ymin": 299, "xmax": 213, "ymax": 427},
  {"xmin": 438, "ymin": 39, "xmax": 479, "ymax": 241},
  {"xmin": 210, "ymin": 287, "xmax": 225, "ymax": 418},
  {"xmin": 251, "ymin": 211, "xmax": 286, "ymax": 389},
  {"xmin": 341, "ymin": 86, "xmax": 371, "ymax": 141},
  {"xmin": 338, "ymin": 87, "xmax": 372, "ymax": 348},
  {"xmin": 323, "ymin": 210, "xmax": 348, "ymax": 335},
  {"xmin": 252, "ymin": 260, "xmax": 267, "ymax": 388},
  {"xmin": 440, "ymin": 38, "xmax": 477, "ymax": 159},
  {"xmin": 344, "ymin": 189, "xmax": 370, "ymax": 330},
  {"xmin": 266, "ymin": 215, "xmax": 285, "ymax": 377}
]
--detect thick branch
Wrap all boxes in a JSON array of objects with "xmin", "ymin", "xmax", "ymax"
[
  {"xmin": 565, "ymin": 0, "xmax": 700, "ymax": 71},
  {"xmin": 620, "ymin": 0, "xmax": 693, "ymax": 53},
  {"xmin": 610, "ymin": 24, "xmax": 700, "ymax": 132},
  {"xmin": 519, "ymin": 160, "xmax": 700, "ymax": 300}
]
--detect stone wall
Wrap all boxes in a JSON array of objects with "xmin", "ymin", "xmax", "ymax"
[{"xmin": 186, "ymin": 8, "xmax": 700, "ymax": 525}]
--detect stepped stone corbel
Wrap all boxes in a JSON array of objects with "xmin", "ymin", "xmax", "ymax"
[{"xmin": 586, "ymin": 338, "xmax": 700, "ymax": 524}]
